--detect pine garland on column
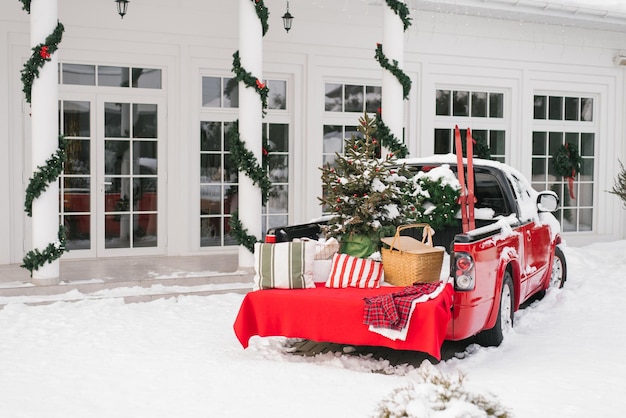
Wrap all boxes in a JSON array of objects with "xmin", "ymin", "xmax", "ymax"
[
  {"xmin": 228, "ymin": 0, "xmax": 271, "ymax": 249},
  {"xmin": 375, "ymin": 1, "xmax": 412, "ymax": 159},
  {"xmin": 18, "ymin": 1, "xmax": 68, "ymax": 275}
]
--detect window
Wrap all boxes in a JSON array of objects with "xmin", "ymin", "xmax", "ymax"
[
  {"xmin": 434, "ymin": 88, "xmax": 507, "ymax": 162},
  {"xmin": 61, "ymin": 63, "xmax": 162, "ymax": 89},
  {"xmin": 325, "ymin": 83, "xmax": 381, "ymax": 113},
  {"xmin": 262, "ymin": 123, "xmax": 289, "ymax": 234},
  {"xmin": 531, "ymin": 95, "xmax": 595, "ymax": 233},
  {"xmin": 200, "ymin": 75, "xmax": 291, "ymax": 246},
  {"xmin": 322, "ymin": 124, "xmax": 361, "ymax": 167},
  {"xmin": 200, "ymin": 121, "xmax": 239, "ymax": 247},
  {"xmin": 202, "ymin": 77, "xmax": 286, "ymax": 110}
]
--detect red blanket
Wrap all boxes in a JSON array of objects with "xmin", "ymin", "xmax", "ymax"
[{"xmin": 233, "ymin": 282, "xmax": 454, "ymax": 360}]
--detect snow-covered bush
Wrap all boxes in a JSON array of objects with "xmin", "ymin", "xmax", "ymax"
[{"xmin": 372, "ymin": 364, "xmax": 511, "ymax": 418}]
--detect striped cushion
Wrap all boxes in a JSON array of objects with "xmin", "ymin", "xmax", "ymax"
[
  {"xmin": 325, "ymin": 253, "xmax": 383, "ymax": 289},
  {"xmin": 253, "ymin": 241, "xmax": 316, "ymax": 290}
]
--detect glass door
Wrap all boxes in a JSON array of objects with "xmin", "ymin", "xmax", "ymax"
[{"xmin": 98, "ymin": 97, "xmax": 165, "ymax": 254}]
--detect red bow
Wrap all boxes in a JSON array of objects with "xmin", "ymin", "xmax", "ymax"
[
  {"xmin": 256, "ymin": 79, "xmax": 266, "ymax": 90},
  {"xmin": 39, "ymin": 46, "xmax": 50, "ymax": 59}
]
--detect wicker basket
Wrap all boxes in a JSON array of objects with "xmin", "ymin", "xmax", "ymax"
[{"xmin": 381, "ymin": 224, "xmax": 444, "ymax": 286}]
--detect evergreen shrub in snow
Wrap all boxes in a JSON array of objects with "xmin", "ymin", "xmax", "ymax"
[{"xmin": 373, "ymin": 365, "xmax": 510, "ymax": 418}]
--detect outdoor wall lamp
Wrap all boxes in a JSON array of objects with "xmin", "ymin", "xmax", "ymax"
[
  {"xmin": 282, "ymin": 1, "xmax": 294, "ymax": 33},
  {"xmin": 115, "ymin": 0, "xmax": 129, "ymax": 19}
]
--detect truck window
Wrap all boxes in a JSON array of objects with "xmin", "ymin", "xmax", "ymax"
[{"xmin": 474, "ymin": 172, "xmax": 511, "ymax": 217}]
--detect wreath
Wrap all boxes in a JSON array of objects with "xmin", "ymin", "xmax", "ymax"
[{"xmin": 552, "ymin": 142, "xmax": 581, "ymax": 199}]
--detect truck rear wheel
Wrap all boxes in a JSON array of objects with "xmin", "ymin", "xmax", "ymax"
[{"xmin": 475, "ymin": 271, "xmax": 514, "ymax": 347}]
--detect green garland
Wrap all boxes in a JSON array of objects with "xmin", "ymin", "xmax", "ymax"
[
  {"xmin": 231, "ymin": 51, "xmax": 269, "ymax": 112},
  {"xmin": 229, "ymin": 210, "xmax": 259, "ymax": 253},
  {"xmin": 374, "ymin": 109, "xmax": 409, "ymax": 158},
  {"xmin": 384, "ymin": 0, "xmax": 412, "ymax": 30},
  {"xmin": 24, "ymin": 136, "xmax": 67, "ymax": 217},
  {"xmin": 251, "ymin": 0, "xmax": 270, "ymax": 36},
  {"xmin": 19, "ymin": 0, "xmax": 30, "ymax": 12},
  {"xmin": 21, "ymin": 227, "xmax": 67, "ymax": 275},
  {"xmin": 227, "ymin": 122, "xmax": 272, "ymax": 205},
  {"xmin": 375, "ymin": 43, "xmax": 411, "ymax": 100},
  {"xmin": 21, "ymin": 21, "xmax": 65, "ymax": 104},
  {"xmin": 552, "ymin": 143, "xmax": 581, "ymax": 178},
  {"xmin": 19, "ymin": 1, "xmax": 69, "ymax": 275}
]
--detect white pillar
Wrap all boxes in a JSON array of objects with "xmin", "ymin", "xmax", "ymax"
[
  {"xmin": 30, "ymin": 0, "xmax": 60, "ymax": 284},
  {"xmin": 238, "ymin": 0, "xmax": 263, "ymax": 268},
  {"xmin": 382, "ymin": 4, "xmax": 405, "ymax": 154}
]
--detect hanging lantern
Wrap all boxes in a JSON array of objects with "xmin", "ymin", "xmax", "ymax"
[{"xmin": 282, "ymin": 1, "xmax": 294, "ymax": 33}]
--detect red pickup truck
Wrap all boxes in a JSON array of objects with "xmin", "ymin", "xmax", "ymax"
[{"xmin": 234, "ymin": 156, "xmax": 566, "ymax": 358}]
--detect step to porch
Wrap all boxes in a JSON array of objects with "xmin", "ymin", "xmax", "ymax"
[{"xmin": 0, "ymin": 254, "xmax": 254, "ymax": 308}]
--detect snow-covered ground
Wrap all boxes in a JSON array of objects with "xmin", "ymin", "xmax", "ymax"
[{"xmin": 1, "ymin": 240, "xmax": 625, "ymax": 417}]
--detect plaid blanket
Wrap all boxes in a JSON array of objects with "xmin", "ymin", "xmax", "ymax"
[{"xmin": 363, "ymin": 282, "xmax": 443, "ymax": 330}]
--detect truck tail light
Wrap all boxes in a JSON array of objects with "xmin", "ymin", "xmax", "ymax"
[{"xmin": 454, "ymin": 252, "xmax": 475, "ymax": 291}]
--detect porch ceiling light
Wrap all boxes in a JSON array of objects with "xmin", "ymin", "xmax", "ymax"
[
  {"xmin": 282, "ymin": 1, "xmax": 294, "ymax": 33},
  {"xmin": 116, "ymin": 0, "xmax": 129, "ymax": 19}
]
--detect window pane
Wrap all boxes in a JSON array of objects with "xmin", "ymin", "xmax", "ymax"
[
  {"xmin": 580, "ymin": 158, "xmax": 594, "ymax": 181},
  {"xmin": 578, "ymin": 183, "xmax": 593, "ymax": 206},
  {"xmin": 532, "ymin": 131, "xmax": 547, "ymax": 156},
  {"xmin": 325, "ymin": 83, "xmax": 342, "ymax": 111},
  {"xmin": 565, "ymin": 132, "xmax": 579, "ymax": 149},
  {"xmin": 532, "ymin": 158, "xmax": 546, "ymax": 182},
  {"xmin": 223, "ymin": 153, "xmax": 239, "ymax": 183},
  {"xmin": 200, "ymin": 154, "xmax": 221, "ymax": 183},
  {"xmin": 548, "ymin": 132, "xmax": 563, "ymax": 155},
  {"xmin": 267, "ymin": 80, "xmax": 287, "ymax": 110},
  {"xmin": 490, "ymin": 130, "xmax": 506, "ymax": 155},
  {"xmin": 224, "ymin": 77, "xmax": 239, "ymax": 108},
  {"xmin": 549, "ymin": 96, "xmax": 563, "ymax": 120},
  {"xmin": 365, "ymin": 86, "xmax": 382, "ymax": 113},
  {"xmin": 201, "ymin": 122, "xmax": 221, "ymax": 152},
  {"xmin": 98, "ymin": 66, "xmax": 130, "ymax": 87},
  {"xmin": 224, "ymin": 186, "xmax": 238, "ymax": 215},
  {"xmin": 581, "ymin": 133, "xmax": 594, "ymax": 156},
  {"xmin": 562, "ymin": 209, "xmax": 578, "ymax": 232},
  {"xmin": 267, "ymin": 185, "xmax": 288, "ymax": 214},
  {"xmin": 489, "ymin": 93, "xmax": 504, "ymax": 118},
  {"xmin": 64, "ymin": 139, "xmax": 90, "ymax": 174},
  {"xmin": 63, "ymin": 177, "xmax": 90, "ymax": 212},
  {"xmin": 534, "ymin": 95, "xmax": 547, "ymax": 120},
  {"xmin": 133, "ymin": 104, "xmax": 158, "ymax": 138},
  {"xmin": 200, "ymin": 217, "xmax": 221, "ymax": 246},
  {"xmin": 453, "ymin": 91, "xmax": 469, "ymax": 116},
  {"xmin": 104, "ymin": 102, "xmax": 130, "ymax": 138},
  {"xmin": 471, "ymin": 92, "xmax": 487, "ymax": 117},
  {"xmin": 344, "ymin": 85, "xmax": 364, "ymax": 112},
  {"xmin": 134, "ymin": 179, "xmax": 157, "ymax": 211},
  {"xmin": 62, "ymin": 64, "xmax": 95, "ymax": 85},
  {"xmin": 64, "ymin": 214, "xmax": 90, "ymax": 250},
  {"xmin": 63, "ymin": 101, "xmax": 91, "ymax": 137},
  {"xmin": 323, "ymin": 125, "xmax": 343, "ymax": 154},
  {"xmin": 268, "ymin": 155, "xmax": 288, "ymax": 182},
  {"xmin": 565, "ymin": 97, "xmax": 579, "ymax": 121},
  {"xmin": 132, "ymin": 68, "xmax": 161, "ymax": 89},
  {"xmin": 581, "ymin": 98, "xmax": 593, "ymax": 121},
  {"xmin": 200, "ymin": 185, "xmax": 222, "ymax": 215},
  {"xmin": 105, "ymin": 140, "xmax": 130, "ymax": 175},
  {"xmin": 579, "ymin": 208, "xmax": 592, "ymax": 231},
  {"xmin": 434, "ymin": 129, "xmax": 451, "ymax": 154},
  {"xmin": 202, "ymin": 77, "xmax": 221, "ymax": 107},
  {"xmin": 268, "ymin": 124, "xmax": 289, "ymax": 152},
  {"xmin": 133, "ymin": 214, "xmax": 157, "ymax": 247},
  {"xmin": 134, "ymin": 141, "xmax": 158, "ymax": 174},
  {"xmin": 436, "ymin": 90, "xmax": 451, "ymax": 116}
]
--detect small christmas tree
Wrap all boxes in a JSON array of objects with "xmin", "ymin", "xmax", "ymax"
[
  {"xmin": 394, "ymin": 164, "xmax": 462, "ymax": 232},
  {"xmin": 319, "ymin": 113, "xmax": 400, "ymax": 256},
  {"xmin": 610, "ymin": 160, "xmax": 626, "ymax": 209}
]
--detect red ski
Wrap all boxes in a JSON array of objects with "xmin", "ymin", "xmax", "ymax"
[{"xmin": 454, "ymin": 125, "xmax": 476, "ymax": 233}]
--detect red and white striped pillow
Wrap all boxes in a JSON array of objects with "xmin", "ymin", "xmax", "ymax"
[{"xmin": 325, "ymin": 253, "xmax": 383, "ymax": 289}]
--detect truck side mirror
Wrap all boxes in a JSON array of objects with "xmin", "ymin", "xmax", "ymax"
[{"xmin": 537, "ymin": 191, "xmax": 559, "ymax": 212}]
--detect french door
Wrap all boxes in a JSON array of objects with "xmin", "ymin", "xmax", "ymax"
[{"xmin": 59, "ymin": 94, "xmax": 166, "ymax": 257}]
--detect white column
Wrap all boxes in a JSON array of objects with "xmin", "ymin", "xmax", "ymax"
[
  {"xmin": 238, "ymin": 0, "xmax": 263, "ymax": 268},
  {"xmin": 382, "ymin": 4, "xmax": 405, "ymax": 153},
  {"xmin": 30, "ymin": 0, "xmax": 60, "ymax": 284}
]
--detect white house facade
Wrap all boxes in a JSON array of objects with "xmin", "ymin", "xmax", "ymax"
[{"xmin": 1, "ymin": 0, "xmax": 625, "ymax": 275}]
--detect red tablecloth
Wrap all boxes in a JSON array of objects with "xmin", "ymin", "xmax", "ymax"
[{"xmin": 233, "ymin": 283, "xmax": 454, "ymax": 360}]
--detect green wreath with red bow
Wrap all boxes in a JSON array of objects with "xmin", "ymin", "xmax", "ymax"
[{"xmin": 552, "ymin": 142, "xmax": 582, "ymax": 200}]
